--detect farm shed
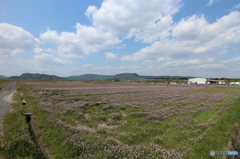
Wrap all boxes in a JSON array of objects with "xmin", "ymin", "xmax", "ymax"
[
  {"xmin": 188, "ymin": 78, "xmax": 215, "ymax": 85},
  {"xmin": 230, "ymin": 82, "xmax": 240, "ymax": 85},
  {"xmin": 216, "ymin": 80, "xmax": 226, "ymax": 85}
]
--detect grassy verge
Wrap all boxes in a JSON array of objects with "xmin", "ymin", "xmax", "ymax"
[
  {"xmin": 0, "ymin": 86, "xmax": 38, "ymax": 158},
  {"xmin": 187, "ymin": 96, "xmax": 240, "ymax": 158},
  {"xmin": 21, "ymin": 87, "xmax": 69, "ymax": 158}
]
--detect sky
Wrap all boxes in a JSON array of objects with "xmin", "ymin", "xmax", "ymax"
[{"xmin": 0, "ymin": 0, "xmax": 240, "ymax": 78}]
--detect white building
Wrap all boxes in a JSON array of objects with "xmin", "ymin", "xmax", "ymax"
[
  {"xmin": 230, "ymin": 82, "xmax": 240, "ymax": 85},
  {"xmin": 218, "ymin": 80, "xmax": 226, "ymax": 85},
  {"xmin": 188, "ymin": 78, "xmax": 215, "ymax": 85}
]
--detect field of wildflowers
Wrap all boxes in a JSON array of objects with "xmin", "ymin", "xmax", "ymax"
[{"xmin": 5, "ymin": 81, "xmax": 240, "ymax": 158}]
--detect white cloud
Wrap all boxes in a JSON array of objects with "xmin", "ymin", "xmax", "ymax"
[
  {"xmin": 172, "ymin": 15, "xmax": 207, "ymax": 41},
  {"xmin": 134, "ymin": 58, "xmax": 229, "ymax": 77},
  {"xmin": 150, "ymin": 58, "xmax": 209, "ymax": 66},
  {"xmin": 105, "ymin": 52, "xmax": 118, "ymax": 61},
  {"xmin": 162, "ymin": 59, "xmax": 201, "ymax": 67},
  {"xmin": 195, "ymin": 63, "xmax": 225, "ymax": 69},
  {"xmin": 12, "ymin": 49, "xmax": 24, "ymax": 55},
  {"xmin": 222, "ymin": 56, "xmax": 240, "ymax": 63},
  {"xmin": 232, "ymin": 68, "xmax": 240, "ymax": 72},
  {"xmin": 33, "ymin": 47, "xmax": 54, "ymax": 54},
  {"xmin": 86, "ymin": 0, "xmax": 182, "ymax": 43},
  {"xmin": 71, "ymin": 65, "xmax": 142, "ymax": 75},
  {"xmin": 0, "ymin": 58, "xmax": 70, "ymax": 76},
  {"xmin": 34, "ymin": 53, "xmax": 70, "ymax": 64},
  {"xmin": 234, "ymin": 3, "xmax": 240, "ymax": 9},
  {"xmin": 132, "ymin": 15, "xmax": 173, "ymax": 43},
  {"xmin": 122, "ymin": 11, "xmax": 240, "ymax": 61},
  {"xmin": 206, "ymin": 58, "xmax": 215, "ymax": 62},
  {"xmin": 207, "ymin": 0, "xmax": 219, "ymax": 6},
  {"xmin": 40, "ymin": 23, "xmax": 121, "ymax": 59},
  {"xmin": 83, "ymin": 64, "xmax": 93, "ymax": 67},
  {"xmin": 121, "ymin": 39, "xmax": 209, "ymax": 61},
  {"xmin": 34, "ymin": 48, "xmax": 43, "ymax": 54},
  {"xmin": 218, "ymin": 50, "xmax": 228, "ymax": 55},
  {"xmin": 182, "ymin": 59, "xmax": 201, "ymax": 65},
  {"xmin": 0, "ymin": 23, "xmax": 40, "ymax": 56},
  {"xmin": 140, "ymin": 59, "xmax": 201, "ymax": 73},
  {"xmin": 172, "ymin": 12, "xmax": 240, "ymax": 44},
  {"xmin": 156, "ymin": 57, "xmax": 171, "ymax": 62}
]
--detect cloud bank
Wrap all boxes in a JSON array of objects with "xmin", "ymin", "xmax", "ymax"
[
  {"xmin": 0, "ymin": 23, "xmax": 40, "ymax": 56},
  {"xmin": 40, "ymin": 23, "xmax": 121, "ymax": 59}
]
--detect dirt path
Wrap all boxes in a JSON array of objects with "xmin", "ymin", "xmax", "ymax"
[{"xmin": 0, "ymin": 83, "xmax": 16, "ymax": 135}]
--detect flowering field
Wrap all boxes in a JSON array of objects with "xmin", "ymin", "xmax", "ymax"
[{"xmin": 22, "ymin": 82, "xmax": 240, "ymax": 158}]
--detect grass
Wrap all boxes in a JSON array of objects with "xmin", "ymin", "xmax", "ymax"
[
  {"xmin": 187, "ymin": 96, "xmax": 240, "ymax": 158},
  {"xmin": 182, "ymin": 87, "xmax": 237, "ymax": 94},
  {"xmin": 219, "ymin": 93, "xmax": 237, "ymax": 104},
  {"xmin": 22, "ymin": 91, "xmax": 68, "ymax": 158},
  {"xmin": 194, "ymin": 109, "xmax": 216, "ymax": 123},
  {"xmin": 0, "ymin": 86, "xmax": 38, "ymax": 158}
]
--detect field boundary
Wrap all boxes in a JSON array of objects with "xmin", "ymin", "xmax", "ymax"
[
  {"xmin": 28, "ymin": 116, "xmax": 50, "ymax": 159},
  {"xmin": 20, "ymin": 85, "xmax": 50, "ymax": 159}
]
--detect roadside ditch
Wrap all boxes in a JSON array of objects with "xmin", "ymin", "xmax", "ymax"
[{"xmin": 19, "ymin": 87, "xmax": 50, "ymax": 159}]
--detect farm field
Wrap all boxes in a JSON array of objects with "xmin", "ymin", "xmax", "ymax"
[{"xmin": 1, "ymin": 81, "xmax": 240, "ymax": 158}]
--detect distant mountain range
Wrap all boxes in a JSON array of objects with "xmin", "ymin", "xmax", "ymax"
[
  {"xmin": 65, "ymin": 73, "xmax": 143, "ymax": 81},
  {"xmin": 0, "ymin": 75, "xmax": 8, "ymax": 78},
  {"xmin": 10, "ymin": 73, "xmax": 64, "ymax": 80},
  {"xmin": 8, "ymin": 73, "xmax": 194, "ymax": 81},
  {"xmin": 65, "ymin": 73, "xmax": 193, "ymax": 81},
  {"xmin": 66, "ymin": 74, "xmax": 113, "ymax": 81}
]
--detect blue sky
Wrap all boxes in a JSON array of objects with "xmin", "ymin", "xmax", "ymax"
[{"xmin": 0, "ymin": 0, "xmax": 240, "ymax": 78}]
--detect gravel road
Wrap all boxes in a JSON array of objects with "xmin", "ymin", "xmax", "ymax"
[{"xmin": 0, "ymin": 83, "xmax": 16, "ymax": 135}]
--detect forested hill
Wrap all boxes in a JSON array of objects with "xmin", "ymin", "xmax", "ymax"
[
  {"xmin": 8, "ymin": 72, "xmax": 193, "ymax": 81},
  {"xmin": 10, "ymin": 73, "xmax": 64, "ymax": 80},
  {"xmin": 0, "ymin": 75, "xmax": 8, "ymax": 78}
]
